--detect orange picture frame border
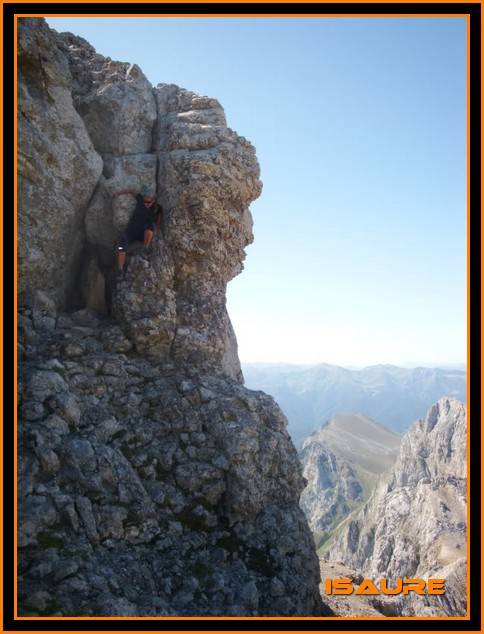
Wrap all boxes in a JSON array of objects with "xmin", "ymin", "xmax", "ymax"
[{"xmin": 2, "ymin": 1, "xmax": 481, "ymax": 633}]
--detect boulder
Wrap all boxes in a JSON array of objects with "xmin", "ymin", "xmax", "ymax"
[{"xmin": 57, "ymin": 31, "xmax": 157, "ymax": 156}]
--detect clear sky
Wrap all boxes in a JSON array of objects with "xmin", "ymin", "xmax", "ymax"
[{"xmin": 47, "ymin": 17, "xmax": 467, "ymax": 366}]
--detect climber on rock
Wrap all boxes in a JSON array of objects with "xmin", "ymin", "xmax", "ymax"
[{"xmin": 113, "ymin": 186, "xmax": 163, "ymax": 278}]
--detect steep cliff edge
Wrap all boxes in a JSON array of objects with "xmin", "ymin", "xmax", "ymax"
[
  {"xmin": 322, "ymin": 398, "xmax": 467, "ymax": 616},
  {"xmin": 17, "ymin": 18, "xmax": 328, "ymax": 616}
]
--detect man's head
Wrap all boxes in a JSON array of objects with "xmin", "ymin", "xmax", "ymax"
[
  {"xmin": 143, "ymin": 195, "xmax": 155, "ymax": 207},
  {"xmin": 141, "ymin": 186, "xmax": 156, "ymax": 206}
]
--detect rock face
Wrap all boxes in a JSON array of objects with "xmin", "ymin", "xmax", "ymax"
[
  {"xmin": 301, "ymin": 444, "xmax": 363, "ymax": 538},
  {"xmin": 54, "ymin": 29, "xmax": 261, "ymax": 381},
  {"xmin": 152, "ymin": 84, "xmax": 259, "ymax": 380},
  {"xmin": 299, "ymin": 414, "xmax": 401, "ymax": 547},
  {"xmin": 322, "ymin": 398, "xmax": 467, "ymax": 616},
  {"xmin": 57, "ymin": 32, "xmax": 157, "ymax": 157},
  {"xmin": 17, "ymin": 19, "xmax": 328, "ymax": 617},
  {"xmin": 17, "ymin": 19, "xmax": 103, "ymax": 312},
  {"xmin": 20, "ymin": 19, "xmax": 261, "ymax": 381},
  {"xmin": 18, "ymin": 308, "xmax": 326, "ymax": 616}
]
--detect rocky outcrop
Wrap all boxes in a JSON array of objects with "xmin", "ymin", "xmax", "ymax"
[
  {"xmin": 54, "ymin": 30, "xmax": 261, "ymax": 381},
  {"xmin": 152, "ymin": 84, "xmax": 259, "ymax": 380},
  {"xmin": 56, "ymin": 32, "xmax": 157, "ymax": 157},
  {"xmin": 299, "ymin": 414, "xmax": 400, "ymax": 546},
  {"xmin": 19, "ymin": 19, "xmax": 261, "ymax": 381},
  {"xmin": 18, "ymin": 19, "xmax": 103, "ymax": 312},
  {"xmin": 18, "ymin": 308, "xmax": 327, "ymax": 616},
  {"xmin": 17, "ymin": 18, "xmax": 328, "ymax": 617},
  {"xmin": 300, "ymin": 445, "xmax": 363, "ymax": 541},
  {"xmin": 322, "ymin": 398, "xmax": 467, "ymax": 616}
]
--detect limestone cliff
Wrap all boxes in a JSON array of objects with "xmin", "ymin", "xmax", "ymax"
[
  {"xmin": 17, "ymin": 18, "xmax": 328, "ymax": 617},
  {"xmin": 18, "ymin": 20, "xmax": 103, "ymax": 313},
  {"xmin": 322, "ymin": 398, "xmax": 467, "ymax": 616},
  {"xmin": 299, "ymin": 414, "xmax": 401, "ymax": 547}
]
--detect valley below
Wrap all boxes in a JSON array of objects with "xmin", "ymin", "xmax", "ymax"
[{"xmin": 294, "ymin": 398, "xmax": 467, "ymax": 617}]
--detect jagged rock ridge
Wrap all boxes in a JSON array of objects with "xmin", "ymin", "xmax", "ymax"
[
  {"xmin": 299, "ymin": 414, "xmax": 401, "ymax": 547},
  {"xmin": 322, "ymin": 398, "xmax": 467, "ymax": 616},
  {"xmin": 17, "ymin": 18, "xmax": 328, "ymax": 617}
]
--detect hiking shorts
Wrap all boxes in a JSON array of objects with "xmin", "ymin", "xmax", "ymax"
[{"xmin": 117, "ymin": 223, "xmax": 154, "ymax": 252}]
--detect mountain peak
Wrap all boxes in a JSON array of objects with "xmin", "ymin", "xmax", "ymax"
[
  {"xmin": 299, "ymin": 413, "xmax": 401, "ymax": 545},
  {"xmin": 322, "ymin": 399, "xmax": 467, "ymax": 616}
]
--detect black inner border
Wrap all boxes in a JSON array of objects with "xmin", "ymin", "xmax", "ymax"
[{"xmin": 3, "ymin": 2, "xmax": 481, "ymax": 632}]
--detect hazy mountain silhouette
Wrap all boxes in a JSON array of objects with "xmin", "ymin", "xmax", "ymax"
[{"xmin": 242, "ymin": 363, "xmax": 466, "ymax": 445}]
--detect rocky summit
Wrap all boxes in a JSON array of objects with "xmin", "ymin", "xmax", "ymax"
[
  {"xmin": 17, "ymin": 18, "xmax": 329, "ymax": 617},
  {"xmin": 322, "ymin": 398, "xmax": 467, "ymax": 616}
]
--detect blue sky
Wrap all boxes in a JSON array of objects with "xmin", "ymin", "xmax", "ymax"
[{"xmin": 47, "ymin": 17, "xmax": 467, "ymax": 366}]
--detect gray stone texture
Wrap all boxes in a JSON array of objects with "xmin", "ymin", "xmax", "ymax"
[
  {"xmin": 18, "ymin": 18, "xmax": 103, "ymax": 312},
  {"xmin": 17, "ymin": 18, "xmax": 328, "ymax": 618},
  {"xmin": 18, "ymin": 308, "xmax": 327, "ymax": 616},
  {"xmin": 322, "ymin": 398, "xmax": 467, "ymax": 617}
]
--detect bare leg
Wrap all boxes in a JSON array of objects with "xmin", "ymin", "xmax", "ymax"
[
  {"xmin": 144, "ymin": 229, "xmax": 154, "ymax": 247},
  {"xmin": 117, "ymin": 250, "xmax": 126, "ymax": 272}
]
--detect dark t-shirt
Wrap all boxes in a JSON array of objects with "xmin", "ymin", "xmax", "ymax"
[{"xmin": 127, "ymin": 194, "xmax": 160, "ymax": 233}]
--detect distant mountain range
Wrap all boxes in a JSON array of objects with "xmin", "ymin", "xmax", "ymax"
[{"xmin": 242, "ymin": 363, "xmax": 466, "ymax": 444}]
